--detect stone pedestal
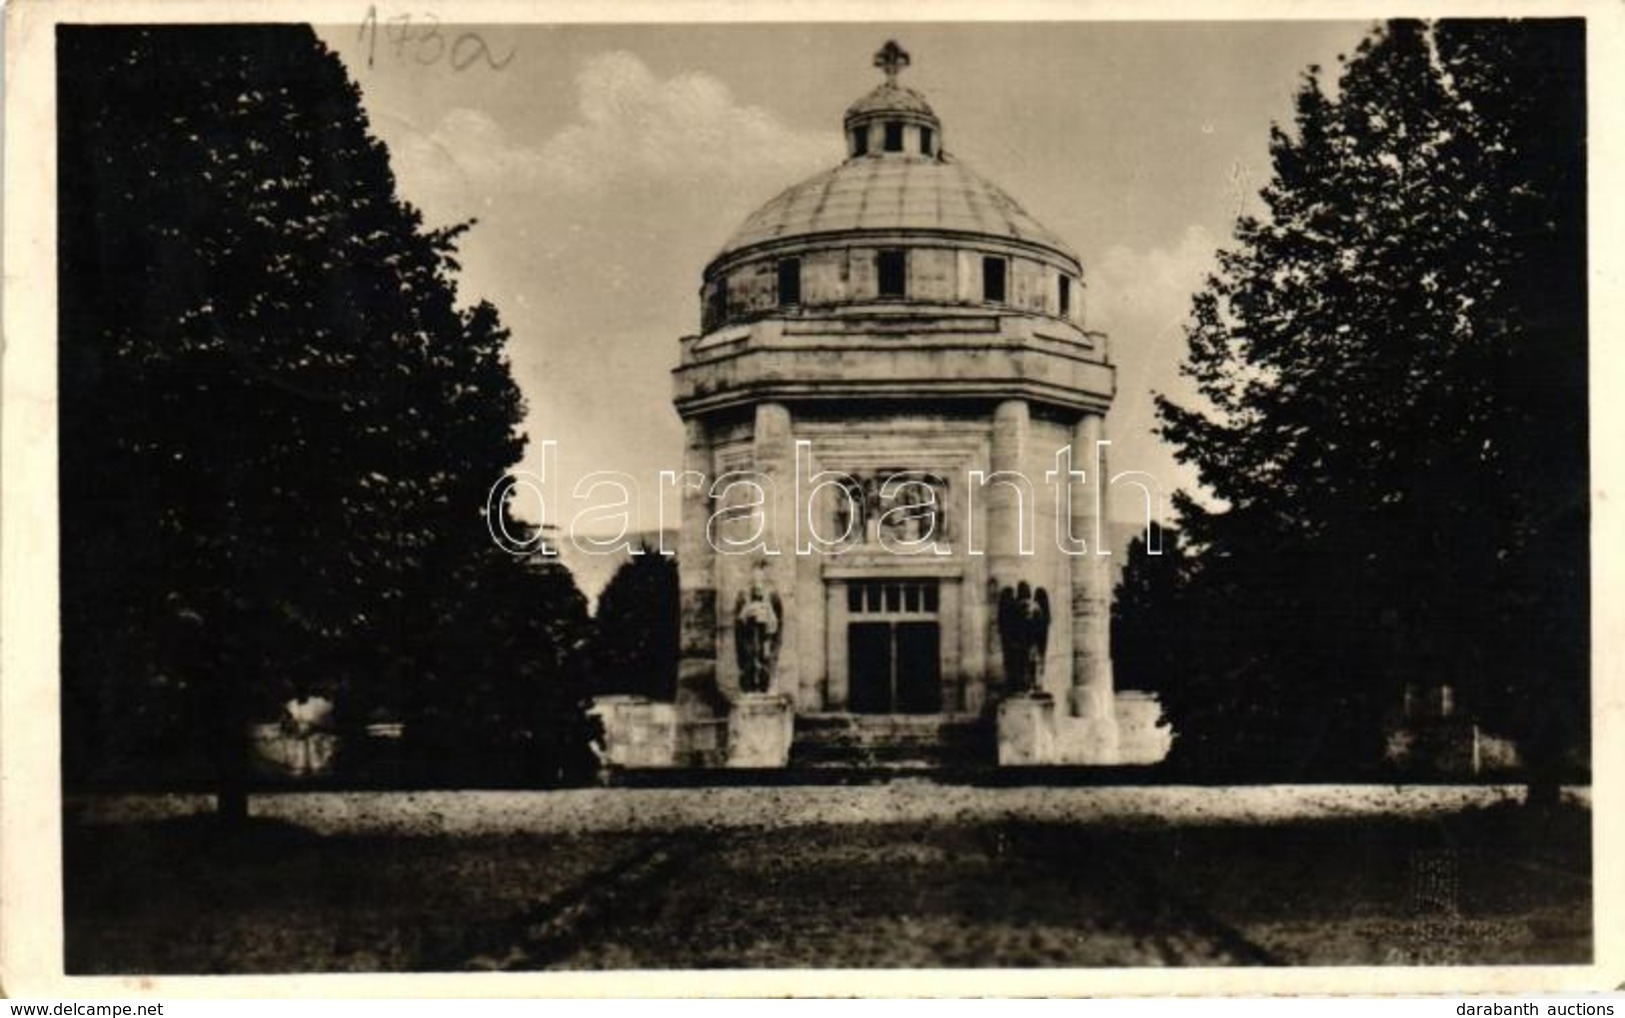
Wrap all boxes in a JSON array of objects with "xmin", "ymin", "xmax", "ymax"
[
  {"xmin": 997, "ymin": 692, "xmax": 1056, "ymax": 766},
  {"xmin": 1065, "ymin": 683, "xmax": 1121, "ymax": 760},
  {"xmin": 727, "ymin": 693, "xmax": 795, "ymax": 768}
]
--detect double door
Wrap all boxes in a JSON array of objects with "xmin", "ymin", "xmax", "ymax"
[{"xmin": 846, "ymin": 579, "xmax": 941, "ymax": 714}]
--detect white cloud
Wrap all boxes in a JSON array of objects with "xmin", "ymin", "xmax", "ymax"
[
  {"xmin": 390, "ymin": 51, "xmax": 836, "ymax": 223},
  {"xmin": 1089, "ymin": 224, "xmax": 1224, "ymax": 520},
  {"xmin": 373, "ymin": 50, "xmax": 1227, "ymax": 533},
  {"xmin": 1093, "ymin": 224, "xmax": 1219, "ymax": 363},
  {"xmin": 541, "ymin": 51, "xmax": 837, "ymax": 191},
  {"xmin": 365, "ymin": 52, "xmax": 846, "ymax": 534}
]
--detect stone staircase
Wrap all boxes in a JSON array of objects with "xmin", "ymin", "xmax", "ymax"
[{"xmin": 789, "ymin": 713, "xmax": 993, "ymax": 771}]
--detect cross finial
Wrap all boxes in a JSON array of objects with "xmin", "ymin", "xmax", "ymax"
[{"xmin": 874, "ymin": 40, "xmax": 910, "ymax": 84}]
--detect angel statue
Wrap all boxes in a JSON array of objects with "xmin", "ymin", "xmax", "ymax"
[
  {"xmin": 734, "ymin": 567, "xmax": 784, "ymax": 694},
  {"xmin": 997, "ymin": 581, "xmax": 1051, "ymax": 693}
]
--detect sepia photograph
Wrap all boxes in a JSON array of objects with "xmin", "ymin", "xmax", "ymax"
[{"xmin": 3, "ymin": 0, "xmax": 1618, "ymax": 997}]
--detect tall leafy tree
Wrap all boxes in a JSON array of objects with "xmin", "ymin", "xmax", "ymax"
[
  {"xmin": 587, "ymin": 551, "xmax": 680, "ymax": 701},
  {"xmin": 1110, "ymin": 525, "xmax": 1193, "ymax": 755},
  {"xmin": 1150, "ymin": 20, "xmax": 1586, "ymax": 789},
  {"xmin": 58, "ymin": 26, "xmax": 591, "ymax": 811}
]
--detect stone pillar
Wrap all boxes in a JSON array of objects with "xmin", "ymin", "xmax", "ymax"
[
  {"xmin": 960, "ymin": 577, "xmax": 988, "ymax": 714},
  {"xmin": 1068, "ymin": 413, "xmax": 1119, "ymax": 756},
  {"xmin": 939, "ymin": 580, "xmax": 965, "ymax": 712},
  {"xmin": 825, "ymin": 581, "xmax": 849, "ymax": 710},
  {"xmin": 986, "ymin": 399, "xmax": 1029, "ymax": 695},
  {"xmin": 677, "ymin": 418, "xmax": 719, "ymax": 717},
  {"xmin": 752, "ymin": 402, "xmax": 798, "ymax": 700}
]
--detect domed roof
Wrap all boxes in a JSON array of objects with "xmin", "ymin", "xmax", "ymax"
[
  {"xmin": 845, "ymin": 82, "xmax": 936, "ymax": 121},
  {"xmin": 715, "ymin": 154, "xmax": 1078, "ymax": 267},
  {"xmin": 710, "ymin": 41, "xmax": 1079, "ymax": 272}
]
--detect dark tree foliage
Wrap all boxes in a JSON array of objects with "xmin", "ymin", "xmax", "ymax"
[
  {"xmin": 1146, "ymin": 20, "xmax": 1587, "ymax": 786},
  {"xmin": 58, "ymin": 26, "xmax": 595, "ymax": 805},
  {"xmin": 588, "ymin": 551, "xmax": 680, "ymax": 701},
  {"xmin": 1111, "ymin": 525, "xmax": 1191, "ymax": 736},
  {"xmin": 396, "ymin": 545, "xmax": 598, "ymax": 788}
]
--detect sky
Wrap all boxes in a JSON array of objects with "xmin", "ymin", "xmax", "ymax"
[{"xmin": 313, "ymin": 20, "xmax": 1376, "ymax": 532}]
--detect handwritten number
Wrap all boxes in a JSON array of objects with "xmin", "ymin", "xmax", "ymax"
[
  {"xmin": 362, "ymin": 9, "xmax": 513, "ymax": 71},
  {"xmin": 358, "ymin": 5, "xmax": 378, "ymax": 68},
  {"xmin": 385, "ymin": 13, "xmax": 413, "ymax": 61},
  {"xmin": 451, "ymin": 32, "xmax": 514, "ymax": 71},
  {"xmin": 416, "ymin": 14, "xmax": 445, "ymax": 65}
]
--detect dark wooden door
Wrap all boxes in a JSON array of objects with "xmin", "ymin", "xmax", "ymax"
[
  {"xmin": 895, "ymin": 622, "xmax": 942, "ymax": 713},
  {"xmin": 848, "ymin": 622, "xmax": 892, "ymax": 713},
  {"xmin": 847, "ymin": 620, "xmax": 941, "ymax": 714}
]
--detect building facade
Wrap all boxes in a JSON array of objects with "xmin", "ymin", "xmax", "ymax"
[{"xmin": 596, "ymin": 43, "xmax": 1169, "ymax": 770}]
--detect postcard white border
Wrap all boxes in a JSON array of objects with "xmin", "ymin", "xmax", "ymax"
[{"xmin": 5, "ymin": 0, "xmax": 1621, "ymax": 998}]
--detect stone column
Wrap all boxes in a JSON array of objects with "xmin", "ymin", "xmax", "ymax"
[
  {"xmin": 960, "ymin": 576, "xmax": 988, "ymax": 713},
  {"xmin": 1069, "ymin": 412, "xmax": 1119, "ymax": 756},
  {"xmin": 825, "ymin": 581, "xmax": 849, "ymax": 710},
  {"xmin": 987, "ymin": 398, "xmax": 1030, "ymax": 660},
  {"xmin": 751, "ymin": 401, "xmax": 797, "ymax": 700},
  {"xmin": 989, "ymin": 399, "xmax": 1056, "ymax": 762},
  {"xmin": 938, "ymin": 579, "xmax": 965, "ymax": 712},
  {"xmin": 677, "ymin": 417, "xmax": 719, "ymax": 720}
]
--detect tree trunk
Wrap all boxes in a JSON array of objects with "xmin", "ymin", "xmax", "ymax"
[
  {"xmin": 1522, "ymin": 726, "xmax": 1566, "ymax": 813},
  {"xmin": 1524, "ymin": 748, "xmax": 1563, "ymax": 812},
  {"xmin": 1525, "ymin": 774, "xmax": 1561, "ymax": 812},
  {"xmin": 216, "ymin": 774, "xmax": 249, "ymax": 824},
  {"xmin": 214, "ymin": 649, "xmax": 250, "ymax": 826}
]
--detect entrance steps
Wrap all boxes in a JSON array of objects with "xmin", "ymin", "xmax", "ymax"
[{"xmin": 789, "ymin": 713, "xmax": 992, "ymax": 770}]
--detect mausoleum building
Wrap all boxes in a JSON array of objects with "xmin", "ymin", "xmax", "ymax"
[{"xmin": 594, "ymin": 42, "xmax": 1170, "ymax": 770}]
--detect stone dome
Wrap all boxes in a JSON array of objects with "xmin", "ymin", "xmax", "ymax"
[
  {"xmin": 714, "ymin": 155, "xmax": 1078, "ymax": 269},
  {"xmin": 845, "ymin": 81, "xmax": 937, "ymax": 122},
  {"xmin": 706, "ymin": 40, "xmax": 1079, "ymax": 277},
  {"xmin": 695, "ymin": 41, "xmax": 1087, "ymax": 336}
]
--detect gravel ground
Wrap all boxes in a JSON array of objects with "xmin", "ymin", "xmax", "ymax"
[
  {"xmin": 65, "ymin": 821, "xmax": 663, "ymax": 973},
  {"xmin": 64, "ymin": 783, "xmax": 1589, "ymax": 837},
  {"xmin": 64, "ymin": 784, "xmax": 1591, "ymax": 972}
]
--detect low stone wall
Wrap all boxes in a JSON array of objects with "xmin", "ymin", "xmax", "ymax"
[
  {"xmin": 999, "ymin": 689, "xmax": 1173, "ymax": 766},
  {"xmin": 588, "ymin": 696, "xmax": 679, "ymax": 768},
  {"xmin": 598, "ymin": 690, "xmax": 1173, "ymax": 770},
  {"xmin": 1113, "ymin": 691, "xmax": 1175, "ymax": 765},
  {"xmin": 1384, "ymin": 719, "xmax": 1523, "ymax": 776},
  {"xmin": 592, "ymin": 694, "xmax": 798, "ymax": 770}
]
